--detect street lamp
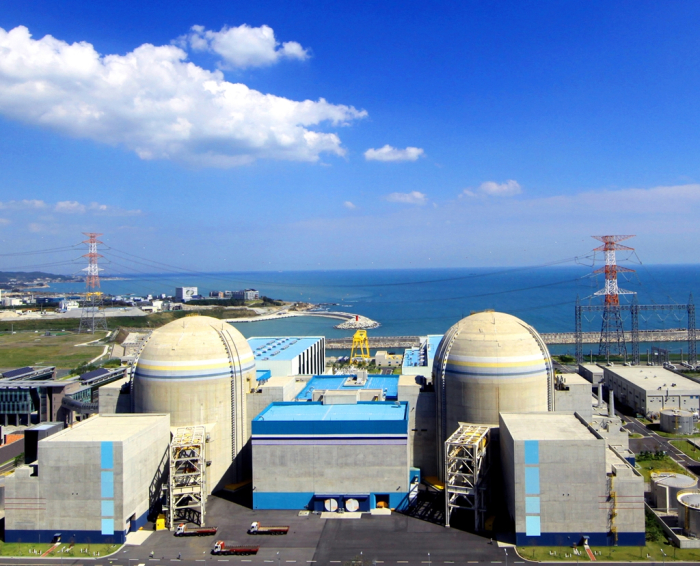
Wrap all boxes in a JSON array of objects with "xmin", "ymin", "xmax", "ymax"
[
  {"xmin": 428, "ymin": 553, "xmax": 431, "ymax": 566},
  {"xmin": 277, "ymin": 551, "xmax": 280, "ymax": 566},
  {"xmin": 504, "ymin": 548, "xmax": 508, "ymax": 566},
  {"xmin": 660, "ymin": 548, "xmax": 666, "ymax": 566}
]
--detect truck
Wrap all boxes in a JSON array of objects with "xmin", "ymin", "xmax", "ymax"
[
  {"xmin": 174, "ymin": 523, "xmax": 218, "ymax": 537},
  {"xmin": 212, "ymin": 541, "xmax": 260, "ymax": 556},
  {"xmin": 248, "ymin": 521, "xmax": 289, "ymax": 535}
]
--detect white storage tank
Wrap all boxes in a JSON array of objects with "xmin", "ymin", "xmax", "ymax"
[
  {"xmin": 660, "ymin": 409, "xmax": 695, "ymax": 435},
  {"xmin": 678, "ymin": 490, "xmax": 700, "ymax": 536},
  {"xmin": 652, "ymin": 472, "xmax": 697, "ymax": 513},
  {"xmin": 433, "ymin": 311, "xmax": 553, "ymax": 476},
  {"xmin": 134, "ymin": 315, "xmax": 256, "ymax": 491}
]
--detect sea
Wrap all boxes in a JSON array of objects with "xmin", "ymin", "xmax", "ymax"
[{"xmin": 45, "ymin": 264, "xmax": 700, "ymax": 356}]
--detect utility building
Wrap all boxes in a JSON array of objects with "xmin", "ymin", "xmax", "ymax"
[
  {"xmin": 603, "ymin": 366, "xmax": 700, "ymax": 417},
  {"xmin": 251, "ymin": 400, "xmax": 414, "ymax": 511},
  {"xmin": 499, "ymin": 412, "xmax": 644, "ymax": 546},
  {"xmin": 5, "ymin": 414, "xmax": 170, "ymax": 544},
  {"xmin": 248, "ymin": 337, "xmax": 325, "ymax": 377}
]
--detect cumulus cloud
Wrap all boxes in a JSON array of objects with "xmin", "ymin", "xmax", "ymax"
[
  {"xmin": 343, "ymin": 201, "xmax": 357, "ymax": 210},
  {"xmin": 0, "ymin": 199, "xmax": 47, "ymax": 210},
  {"xmin": 0, "ymin": 26, "xmax": 366, "ymax": 167},
  {"xmin": 462, "ymin": 179, "xmax": 522, "ymax": 198},
  {"xmin": 364, "ymin": 145, "xmax": 425, "ymax": 162},
  {"xmin": 185, "ymin": 24, "xmax": 309, "ymax": 69},
  {"xmin": 386, "ymin": 191, "xmax": 427, "ymax": 205},
  {"xmin": 55, "ymin": 200, "xmax": 86, "ymax": 214}
]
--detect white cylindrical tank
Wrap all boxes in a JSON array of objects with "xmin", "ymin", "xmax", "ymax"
[
  {"xmin": 134, "ymin": 316, "xmax": 256, "ymax": 491},
  {"xmin": 434, "ymin": 311, "xmax": 553, "ymax": 474},
  {"xmin": 660, "ymin": 409, "xmax": 695, "ymax": 436},
  {"xmin": 678, "ymin": 490, "xmax": 700, "ymax": 536},
  {"xmin": 652, "ymin": 473, "xmax": 697, "ymax": 512}
]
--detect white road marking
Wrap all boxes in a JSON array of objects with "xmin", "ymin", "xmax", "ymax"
[{"xmin": 242, "ymin": 560, "xmax": 252, "ymax": 562}]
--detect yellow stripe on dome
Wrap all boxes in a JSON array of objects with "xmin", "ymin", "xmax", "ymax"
[
  {"xmin": 137, "ymin": 361, "xmax": 243, "ymax": 372},
  {"xmin": 448, "ymin": 359, "xmax": 545, "ymax": 369}
]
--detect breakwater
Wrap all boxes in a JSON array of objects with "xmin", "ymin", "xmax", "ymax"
[{"xmin": 325, "ymin": 329, "xmax": 691, "ymax": 349}]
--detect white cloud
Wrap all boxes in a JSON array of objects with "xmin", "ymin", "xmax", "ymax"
[
  {"xmin": 343, "ymin": 201, "xmax": 357, "ymax": 210},
  {"xmin": 364, "ymin": 145, "xmax": 425, "ymax": 162},
  {"xmin": 386, "ymin": 191, "xmax": 427, "ymax": 205},
  {"xmin": 55, "ymin": 200, "xmax": 86, "ymax": 213},
  {"xmin": 0, "ymin": 26, "xmax": 366, "ymax": 167},
  {"xmin": 0, "ymin": 218, "xmax": 9, "ymax": 226},
  {"xmin": 185, "ymin": 24, "xmax": 309, "ymax": 69},
  {"xmin": 462, "ymin": 179, "xmax": 522, "ymax": 198},
  {"xmin": 0, "ymin": 199, "xmax": 47, "ymax": 210}
]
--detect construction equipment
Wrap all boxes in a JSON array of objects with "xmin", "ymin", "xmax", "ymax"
[{"xmin": 350, "ymin": 329, "xmax": 371, "ymax": 362}]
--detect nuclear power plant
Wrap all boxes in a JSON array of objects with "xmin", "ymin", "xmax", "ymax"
[{"xmin": 4, "ymin": 311, "xmax": 647, "ymax": 547}]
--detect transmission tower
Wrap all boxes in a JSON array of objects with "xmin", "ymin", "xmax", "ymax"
[
  {"xmin": 592, "ymin": 235, "xmax": 636, "ymax": 361},
  {"xmin": 78, "ymin": 232, "xmax": 108, "ymax": 334}
]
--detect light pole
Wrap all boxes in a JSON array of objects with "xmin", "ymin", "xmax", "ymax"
[
  {"xmin": 660, "ymin": 548, "xmax": 666, "ymax": 566},
  {"xmin": 504, "ymin": 548, "xmax": 508, "ymax": 566},
  {"xmin": 277, "ymin": 551, "xmax": 280, "ymax": 566}
]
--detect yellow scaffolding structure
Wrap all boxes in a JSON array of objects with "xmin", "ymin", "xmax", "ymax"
[{"xmin": 350, "ymin": 330, "xmax": 371, "ymax": 362}]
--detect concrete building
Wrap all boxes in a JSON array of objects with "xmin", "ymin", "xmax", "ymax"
[
  {"xmin": 434, "ymin": 312, "xmax": 553, "ymax": 476},
  {"xmin": 553, "ymin": 374, "xmax": 593, "ymax": 421},
  {"xmin": 175, "ymin": 287, "xmax": 197, "ymax": 302},
  {"xmin": 134, "ymin": 316, "xmax": 256, "ymax": 491},
  {"xmin": 374, "ymin": 351, "xmax": 403, "ymax": 367},
  {"xmin": 232, "ymin": 289, "xmax": 260, "ymax": 301},
  {"xmin": 5, "ymin": 414, "xmax": 170, "ymax": 544},
  {"xmin": 603, "ymin": 366, "xmax": 700, "ymax": 417},
  {"xmin": 579, "ymin": 364, "xmax": 604, "ymax": 385},
  {"xmin": 248, "ymin": 336, "xmax": 325, "ymax": 377},
  {"xmin": 499, "ymin": 412, "xmax": 645, "ymax": 546},
  {"xmin": 251, "ymin": 400, "xmax": 413, "ymax": 511}
]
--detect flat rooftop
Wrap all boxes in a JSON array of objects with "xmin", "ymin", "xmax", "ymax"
[
  {"xmin": 252, "ymin": 401, "xmax": 408, "ymax": 436},
  {"xmin": 500, "ymin": 412, "xmax": 597, "ymax": 442},
  {"xmin": 296, "ymin": 374, "xmax": 399, "ymax": 400},
  {"xmin": 255, "ymin": 401, "xmax": 407, "ymax": 423},
  {"xmin": 561, "ymin": 374, "xmax": 591, "ymax": 386},
  {"xmin": 402, "ymin": 334, "xmax": 442, "ymax": 368},
  {"xmin": 606, "ymin": 366, "xmax": 700, "ymax": 393},
  {"xmin": 248, "ymin": 336, "xmax": 323, "ymax": 362},
  {"xmin": 45, "ymin": 414, "xmax": 169, "ymax": 442}
]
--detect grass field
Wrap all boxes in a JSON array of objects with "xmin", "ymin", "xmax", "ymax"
[
  {"xmin": 0, "ymin": 541, "xmax": 121, "ymax": 557},
  {"xmin": 0, "ymin": 332, "xmax": 107, "ymax": 369},
  {"xmin": 636, "ymin": 456, "xmax": 688, "ymax": 481},
  {"xmin": 517, "ymin": 542, "xmax": 700, "ymax": 562},
  {"xmin": 0, "ymin": 307, "xmax": 258, "ymax": 333},
  {"xmin": 670, "ymin": 439, "xmax": 700, "ymax": 460}
]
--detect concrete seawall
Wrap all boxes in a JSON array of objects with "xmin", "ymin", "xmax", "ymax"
[{"xmin": 325, "ymin": 329, "xmax": 691, "ymax": 349}]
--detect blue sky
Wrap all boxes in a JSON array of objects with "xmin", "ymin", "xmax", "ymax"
[{"xmin": 2, "ymin": 1, "xmax": 700, "ymax": 273}]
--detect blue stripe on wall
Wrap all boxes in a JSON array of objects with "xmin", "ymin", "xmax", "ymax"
[
  {"xmin": 254, "ymin": 492, "xmax": 314, "ymax": 509},
  {"xmin": 516, "ymin": 531, "xmax": 645, "ymax": 547},
  {"xmin": 101, "ymin": 518, "xmax": 115, "ymax": 536},
  {"xmin": 524, "ymin": 467, "xmax": 540, "ymax": 495},
  {"xmin": 100, "ymin": 441, "xmax": 113, "ymax": 470},
  {"xmin": 525, "ymin": 516, "xmax": 541, "ymax": 536},
  {"xmin": 524, "ymin": 440, "xmax": 539, "ymax": 465},
  {"xmin": 101, "ymin": 471, "xmax": 114, "ymax": 498},
  {"xmin": 101, "ymin": 500, "xmax": 114, "ymax": 517},
  {"xmin": 525, "ymin": 496, "xmax": 540, "ymax": 514},
  {"xmin": 5, "ymin": 529, "xmax": 126, "ymax": 544}
]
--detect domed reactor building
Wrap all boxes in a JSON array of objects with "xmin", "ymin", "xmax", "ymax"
[
  {"xmin": 434, "ymin": 311, "xmax": 554, "ymax": 469},
  {"xmin": 134, "ymin": 316, "xmax": 256, "ymax": 495}
]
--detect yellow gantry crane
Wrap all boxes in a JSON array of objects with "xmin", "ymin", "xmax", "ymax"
[{"xmin": 350, "ymin": 329, "xmax": 371, "ymax": 363}]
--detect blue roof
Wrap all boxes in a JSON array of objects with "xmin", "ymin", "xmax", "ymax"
[
  {"xmin": 252, "ymin": 401, "xmax": 408, "ymax": 436},
  {"xmin": 247, "ymin": 336, "xmax": 323, "ymax": 362},
  {"xmin": 402, "ymin": 334, "xmax": 443, "ymax": 369},
  {"xmin": 296, "ymin": 374, "xmax": 399, "ymax": 401}
]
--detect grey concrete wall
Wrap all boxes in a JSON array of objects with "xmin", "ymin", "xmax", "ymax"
[
  {"xmin": 5, "ymin": 415, "xmax": 170, "ymax": 537},
  {"xmin": 98, "ymin": 377, "xmax": 131, "ymax": 415},
  {"xmin": 554, "ymin": 383, "xmax": 593, "ymax": 421},
  {"xmin": 398, "ymin": 377, "xmax": 437, "ymax": 477},
  {"xmin": 499, "ymin": 415, "xmax": 516, "ymax": 522},
  {"xmin": 253, "ymin": 442, "xmax": 408, "ymax": 495}
]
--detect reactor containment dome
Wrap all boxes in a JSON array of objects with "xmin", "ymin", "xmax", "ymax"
[
  {"xmin": 434, "ymin": 311, "xmax": 553, "ymax": 472},
  {"xmin": 134, "ymin": 316, "xmax": 255, "ymax": 491}
]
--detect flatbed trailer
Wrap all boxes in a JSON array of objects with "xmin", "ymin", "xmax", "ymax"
[
  {"xmin": 212, "ymin": 541, "xmax": 260, "ymax": 555},
  {"xmin": 175, "ymin": 523, "xmax": 218, "ymax": 537},
  {"xmin": 248, "ymin": 521, "xmax": 289, "ymax": 535}
]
